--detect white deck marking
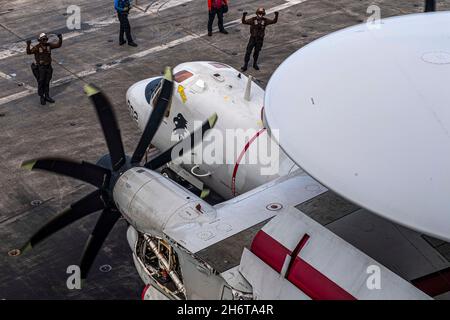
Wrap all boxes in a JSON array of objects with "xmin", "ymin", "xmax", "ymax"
[
  {"xmin": 0, "ymin": 71, "xmax": 36, "ymax": 91},
  {"xmin": 0, "ymin": 70, "xmax": 36, "ymax": 105},
  {"xmin": 0, "ymin": 89, "xmax": 35, "ymax": 106},
  {"xmin": 0, "ymin": 0, "xmax": 308, "ymax": 106}
]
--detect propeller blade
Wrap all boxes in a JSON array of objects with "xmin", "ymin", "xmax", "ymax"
[
  {"xmin": 14, "ymin": 190, "xmax": 105, "ymax": 255},
  {"xmin": 131, "ymin": 67, "xmax": 174, "ymax": 164},
  {"xmin": 85, "ymin": 85, "xmax": 126, "ymax": 171},
  {"xmin": 79, "ymin": 208, "xmax": 121, "ymax": 279},
  {"xmin": 21, "ymin": 158, "xmax": 110, "ymax": 188},
  {"xmin": 145, "ymin": 113, "xmax": 218, "ymax": 170}
]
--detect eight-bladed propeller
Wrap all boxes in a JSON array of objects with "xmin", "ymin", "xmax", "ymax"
[{"xmin": 9, "ymin": 67, "xmax": 218, "ymax": 280}]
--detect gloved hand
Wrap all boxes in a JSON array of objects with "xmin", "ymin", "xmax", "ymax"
[
  {"xmin": 26, "ymin": 40, "xmax": 32, "ymax": 45},
  {"xmin": 243, "ymin": 11, "xmax": 248, "ymax": 16},
  {"xmin": 275, "ymin": 11, "xmax": 279, "ymax": 16},
  {"xmin": 57, "ymin": 33, "xmax": 63, "ymax": 39}
]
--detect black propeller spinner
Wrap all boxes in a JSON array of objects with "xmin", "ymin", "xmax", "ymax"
[{"xmin": 9, "ymin": 67, "xmax": 218, "ymax": 280}]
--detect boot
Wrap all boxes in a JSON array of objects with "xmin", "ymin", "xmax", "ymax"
[
  {"xmin": 219, "ymin": 29, "xmax": 228, "ymax": 34},
  {"xmin": 119, "ymin": 40, "xmax": 126, "ymax": 45},
  {"xmin": 208, "ymin": 31, "xmax": 212, "ymax": 36},
  {"xmin": 253, "ymin": 62, "xmax": 260, "ymax": 70},
  {"xmin": 45, "ymin": 95, "xmax": 55, "ymax": 103},
  {"xmin": 40, "ymin": 96, "xmax": 46, "ymax": 105},
  {"xmin": 128, "ymin": 41, "xmax": 138, "ymax": 47},
  {"xmin": 241, "ymin": 63, "xmax": 248, "ymax": 72}
]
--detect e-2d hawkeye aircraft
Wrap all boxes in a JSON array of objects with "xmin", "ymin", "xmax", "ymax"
[{"xmin": 10, "ymin": 12, "xmax": 450, "ymax": 300}]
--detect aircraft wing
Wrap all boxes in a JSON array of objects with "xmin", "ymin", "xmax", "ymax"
[
  {"xmin": 163, "ymin": 170, "xmax": 443, "ymax": 299},
  {"xmin": 164, "ymin": 170, "xmax": 327, "ymax": 254},
  {"xmin": 239, "ymin": 206, "xmax": 430, "ymax": 300}
]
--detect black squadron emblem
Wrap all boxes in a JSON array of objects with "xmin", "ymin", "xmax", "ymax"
[{"xmin": 173, "ymin": 113, "xmax": 188, "ymax": 140}]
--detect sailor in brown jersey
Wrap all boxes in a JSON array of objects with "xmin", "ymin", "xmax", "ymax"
[
  {"xmin": 26, "ymin": 33, "xmax": 63, "ymax": 105},
  {"xmin": 241, "ymin": 8, "xmax": 279, "ymax": 72}
]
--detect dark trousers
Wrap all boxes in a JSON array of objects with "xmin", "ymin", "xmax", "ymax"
[
  {"xmin": 244, "ymin": 37, "xmax": 264, "ymax": 65},
  {"xmin": 35, "ymin": 64, "xmax": 53, "ymax": 97},
  {"xmin": 425, "ymin": 0, "xmax": 436, "ymax": 12},
  {"xmin": 208, "ymin": 7, "xmax": 225, "ymax": 32},
  {"xmin": 118, "ymin": 12, "xmax": 133, "ymax": 42}
]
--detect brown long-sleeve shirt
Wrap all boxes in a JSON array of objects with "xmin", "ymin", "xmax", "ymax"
[
  {"xmin": 26, "ymin": 37, "xmax": 62, "ymax": 65},
  {"xmin": 242, "ymin": 13, "xmax": 278, "ymax": 39}
]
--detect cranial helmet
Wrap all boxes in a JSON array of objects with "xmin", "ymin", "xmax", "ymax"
[
  {"xmin": 38, "ymin": 33, "xmax": 48, "ymax": 41},
  {"xmin": 256, "ymin": 7, "xmax": 266, "ymax": 16}
]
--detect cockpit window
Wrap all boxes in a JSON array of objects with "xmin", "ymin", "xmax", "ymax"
[
  {"xmin": 145, "ymin": 77, "xmax": 163, "ymax": 104},
  {"xmin": 174, "ymin": 70, "xmax": 194, "ymax": 83}
]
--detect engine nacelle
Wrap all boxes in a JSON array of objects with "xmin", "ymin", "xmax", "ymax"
[{"xmin": 113, "ymin": 167, "xmax": 216, "ymax": 237}]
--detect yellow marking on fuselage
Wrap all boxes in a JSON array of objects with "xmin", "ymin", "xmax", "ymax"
[{"xmin": 178, "ymin": 85, "xmax": 187, "ymax": 103}]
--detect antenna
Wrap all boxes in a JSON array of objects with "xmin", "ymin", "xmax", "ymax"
[{"xmin": 244, "ymin": 75, "xmax": 253, "ymax": 101}]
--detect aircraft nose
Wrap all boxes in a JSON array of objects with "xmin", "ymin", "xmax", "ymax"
[
  {"xmin": 126, "ymin": 80, "xmax": 151, "ymax": 131},
  {"xmin": 126, "ymin": 77, "xmax": 163, "ymax": 131}
]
